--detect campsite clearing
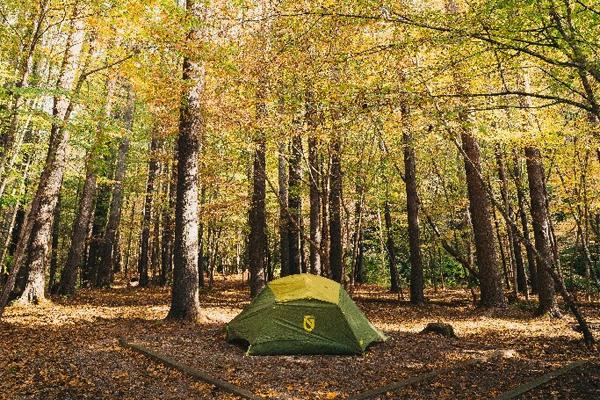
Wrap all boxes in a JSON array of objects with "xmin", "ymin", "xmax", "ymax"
[{"xmin": 1, "ymin": 277, "xmax": 598, "ymax": 399}]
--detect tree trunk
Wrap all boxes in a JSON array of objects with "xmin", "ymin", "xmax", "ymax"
[
  {"xmin": 492, "ymin": 205, "xmax": 512, "ymax": 290},
  {"xmin": 86, "ymin": 178, "xmax": 112, "ymax": 287},
  {"xmin": 197, "ymin": 184, "xmax": 206, "ymax": 287},
  {"xmin": 288, "ymin": 135, "xmax": 302, "ymax": 275},
  {"xmin": 166, "ymin": 7, "xmax": 202, "ymax": 319},
  {"xmin": 96, "ymin": 134, "xmax": 130, "ymax": 288},
  {"xmin": 248, "ymin": 113, "xmax": 267, "ymax": 296},
  {"xmin": 496, "ymin": 146, "xmax": 527, "ymax": 294},
  {"xmin": 278, "ymin": 141, "xmax": 290, "ymax": 277},
  {"xmin": 48, "ymin": 193, "xmax": 61, "ymax": 292},
  {"xmin": 60, "ymin": 78, "xmax": 117, "ymax": 293},
  {"xmin": 403, "ymin": 127, "xmax": 425, "ymax": 305},
  {"xmin": 306, "ymin": 88, "xmax": 321, "ymax": 275},
  {"xmin": 384, "ymin": 200, "xmax": 400, "ymax": 293},
  {"xmin": 329, "ymin": 135, "xmax": 343, "ymax": 283},
  {"xmin": 512, "ymin": 152, "xmax": 538, "ymax": 292},
  {"xmin": 124, "ymin": 196, "xmax": 137, "ymax": 279},
  {"xmin": 15, "ymin": 18, "xmax": 87, "ymax": 305},
  {"xmin": 138, "ymin": 137, "xmax": 160, "ymax": 287},
  {"xmin": 525, "ymin": 146, "xmax": 560, "ymax": 316},
  {"xmin": 160, "ymin": 159, "xmax": 174, "ymax": 285},
  {"xmin": 320, "ymin": 155, "xmax": 330, "ymax": 277},
  {"xmin": 352, "ymin": 185, "xmax": 365, "ymax": 284},
  {"xmin": 460, "ymin": 131, "xmax": 505, "ymax": 307}
]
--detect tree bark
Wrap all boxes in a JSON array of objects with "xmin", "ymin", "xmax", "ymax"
[
  {"xmin": 248, "ymin": 97, "xmax": 267, "ymax": 295},
  {"xmin": 446, "ymin": 0, "xmax": 504, "ymax": 307},
  {"xmin": 197, "ymin": 185, "xmax": 206, "ymax": 287},
  {"xmin": 496, "ymin": 146, "xmax": 527, "ymax": 294},
  {"xmin": 59, "ymin": 77, "xmax": 117, "ymax": 294},
  {"xmin": 306, "ymin": 88, "xmax": 321, "ymax": 275},
  {"xmin": 320, "ymin": 155, "xmax": 330, "ymax": 277},
  {"xmin": 403, "ymin": 125, "xmax": 425, "ymax": 305},
  {"xmin": 166, "ymin": 5, "xmax": 203, "ymax": 319},
  {"xmin": 512, "ymin": 152, "xmax": 538, "ymax": 292},
  {"xmin": 86, "ymin": 177, "xmax": 112, "ymax": 287},
  {"xmin": 288, "ymin": 135, "xmax": 302, "ymax": 275},
  {"xmin": 384, "ymin": 200, "xmax": 400, "ymax": 293},
  {"xmin": 329, "ymin": 134, "xmax": 343, "ymax": 283},
  {"xmin": 278, "ymin": 142, "xmax": 290, "ymax": 277},
  {"xmin": 48, "ymin": 193, "xmax": 61, "ymax": 292},
  {"xmin": 58, "ymin": 150, "xmax": 97, "ymax": 296},
  {"xmin": 525, "ymin": 146, "xmax": 560, "ymax": 316},
  {"xmin": 14, "ymin": 17, "xmax": 87, "ymax": 305},
  {"xmin": 138, "ymin": 137, "xmax": 160, "ymax": 287},
  {"xmin": 460, "ymin": 131, "xmax": 505, "ymax": 307},
  {"xmin": 96, "ymin": 133, "xmax": 130, "ymax": 288},
  {"xmin": 160, "ymin": 159, "xmax": 174, "ymax": 285}
]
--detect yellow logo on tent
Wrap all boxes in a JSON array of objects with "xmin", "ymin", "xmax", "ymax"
[{"xmin": 303, "ymin": 315, "xmax": 315, "ymax": 332}]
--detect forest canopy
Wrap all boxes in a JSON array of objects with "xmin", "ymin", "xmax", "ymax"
[{"xmin": 0, "ymin": 0, "xmax": 599, "ymax": 347}]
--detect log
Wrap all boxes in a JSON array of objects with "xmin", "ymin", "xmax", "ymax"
[
  {"xmin": 348, "ymin": 358, "xmax": 481, "ymax": 400},
  {"xmin": 118, "ymin": 337, "xmax": 261, "ymax": 400},
  {"xmin": 420, "ymin": 322, "xmax": 457, "ymax": 338},
  {"xmin": 493, "ymin": 360, "xmax": 588, "ymax": 400}
]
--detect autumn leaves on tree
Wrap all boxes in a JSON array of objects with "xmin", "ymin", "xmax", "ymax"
[{"xmin": 0, "ymin": 0, "xmax": 599, "ymax": 344}]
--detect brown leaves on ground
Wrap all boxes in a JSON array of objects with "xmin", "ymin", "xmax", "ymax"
[{"xmin": 1, "ymin": 278, "xmax": 599, "ymax": 399}]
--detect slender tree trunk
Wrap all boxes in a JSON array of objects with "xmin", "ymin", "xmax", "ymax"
[
  {"xmin": 278, "ymin": 141, "xmax": 290, "ymax": 277},
  {"xmin": 460, "ymin": 130, "xmax": 505, "ymax": 307},
  {"xmin": 306, "ymin": 88, "xmax": 321, "ymax": 275},
  {"xmin": 247, "ymin": 76, "xmax": 267, "ymax": 296},
  {"xmin": 58, "ymin": 166, "xmax": 96, "ymax": 296},
  {"xmin": 384, "ymin": 200, "xmax": 400, "ymax": 293},
  {"xmin": 138, "ymin": 137, "xmax": 160, "ymax": 287},
  {"xmin": 62, "ymin": 79, "xmax": 117, "ymax": 293},
  {"xmin": 288, "ymin": 135, "xmax": 302, "ymax": 275},
  {"xmin": 525, "ymin": 146, "xmax": 560, "ymax": 316},
  {"xmin": 151, "ymin": 177, "xmax": 162, "ymax": 281},
  {"xmin": 197, "ymin": 184, "xmax": 206, "ymax": 287},
  {"xmin": 160, "ymin": 159, "xmax": 174, "ymax": 285},
  {"xmin": 48, "ymin": 192, "xmax": 61, "ymax": 292},
  {"xmin": 86, "ymin": 178, "xmax": 111, "ymax": 287},
  {"xmin": 329, "ymin": 134, "xmax": 343, "ymax": 283},
  {"xmin": 124, "ymin": 196, "xmax": 137, "ymax": 279},
  {"xmin": 496, "ymin": 146, "xmax": 527, "ymax": 294},
  {"xmin": 96, "ymin": 134, "xmax": 130, "ymax": 288},
  {"xmin": 321, "ymin": 155, "xmax": 330, "ymax": 277},
  {"xmin": 198, "ymin": 220, "xmax": 205, "ymax": 287},
  {"xmin": 403, "ymin": 125, "xmax": 425, "ymax": 305},
  {"xmin": 512, "ymin": 152, "xmax": 538, "ymax": 292},
  {"xmin": 492, "ymin": 206, "xmax": 511, "ymax": 290},
  {"xmin": 0, "ymin": 158, "xmax": 32, "ymax": 275},
  {"xmin": 167, "ymin": 2, "xmax": 203, "ymax": 319},
  {"xmin": 351, "ymin": 185, "xmax": 365, "ymax": 284}
]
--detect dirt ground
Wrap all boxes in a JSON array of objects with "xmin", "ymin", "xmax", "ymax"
[{"xmin": 1, "ymin": 277, "xmax": 599, "ymax": 399}]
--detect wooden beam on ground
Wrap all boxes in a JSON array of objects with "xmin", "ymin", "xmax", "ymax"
[
  {"xmin": 348, "ymin": 359, "xmax": 481, "ymax": 400},
  {"xmin": 118, "ymin": 337, "xmax": 261, "ymax": 400},
  {"xmin": 493, "ymin": 360, "xmax": 588, "ymax": 400}
]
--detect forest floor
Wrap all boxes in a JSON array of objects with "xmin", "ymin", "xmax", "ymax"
[{"xmin": 1, "ymin": 276, "xmax": 599, "ymax": 400}]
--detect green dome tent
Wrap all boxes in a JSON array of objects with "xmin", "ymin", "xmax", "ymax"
[{"xmin": 226, "ymin": 274, "xmax": 386, "ymax": 355}]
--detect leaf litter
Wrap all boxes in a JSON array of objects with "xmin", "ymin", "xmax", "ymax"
[{"xmin": 1, "ymin": 278, "xmax": 598, "ymax": 399}]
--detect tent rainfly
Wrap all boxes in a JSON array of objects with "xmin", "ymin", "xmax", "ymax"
[{"xmin": 226, "ymin": 274, "xmax": 387, "ymax": 355}]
